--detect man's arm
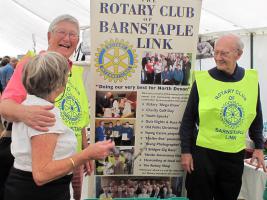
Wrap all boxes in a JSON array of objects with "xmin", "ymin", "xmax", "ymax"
[
  {"xmin": 0, "ymin": 57, "xmax": 55, "ymax": 131},
  {"xmin": 248, "ymin": 85, "xmax": 266, "ymax": 171},
  {"xmin": 0, "ymin": 99, "xmax": 55, "ymax": 131},
  {"xmin": 179, "ymin": 82, "xmax": 199, "ymax": 153},
  {"xmin": 179, "ymin": 81, "xmax": 199, "ymax": 173},
  {"xmin": 248, "ymin": 85, "xmax": 264, "ymax": 149}
]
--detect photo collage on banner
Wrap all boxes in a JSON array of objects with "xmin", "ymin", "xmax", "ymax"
[{"xmin": 90, "ymin": 0, "xmax": 202, "ymax": 198}]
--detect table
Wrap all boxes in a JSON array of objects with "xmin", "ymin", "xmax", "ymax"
[{"xmin": 239, "ymin": 162, "xmax": 267, "ymax": 200}]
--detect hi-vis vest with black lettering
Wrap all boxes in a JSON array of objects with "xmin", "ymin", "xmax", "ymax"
[
  {"xmin": 195, "ymin": 70, "xmax": 258, "ymax": 153},
  {"xmin": 55, "ymin": 65, "xmax": 89, "ymax": 152}
]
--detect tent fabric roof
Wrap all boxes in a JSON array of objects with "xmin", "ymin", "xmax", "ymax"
[
  {"xmin": 200, "ymin": 0, "xmax": 267, "ymax": 34},
  {"xmin": 1, "ymin": 0, "xmax": 267, "ymax": 56},
  {"xmin": 0, "ymin": 0, "xmax": 90, "ymax": 56}
]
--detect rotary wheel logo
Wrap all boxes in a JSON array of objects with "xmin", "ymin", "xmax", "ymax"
[
  {"xmin": 220, "ymin": 101, "xmax": 244, "ymax": 128},
  {"xmin": 95, "ymin": 39, "xmax": 137, "ymax": 82},
  {"xmin": 60, "ymin": 95, "xmax": 81, "ymax": 123}
]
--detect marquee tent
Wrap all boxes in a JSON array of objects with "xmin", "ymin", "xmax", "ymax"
[
  {"xmin": 1, "ymin": 0, "xmax": 267, "ymax": 56},
  {"xmin": 1, "ymin": 1, "xmax": 267, "ymax": 199}
]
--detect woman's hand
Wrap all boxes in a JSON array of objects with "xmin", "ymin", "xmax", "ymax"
[{"xmin": 86, "ymin": 140, "xmax": 115, "ymax": 160}]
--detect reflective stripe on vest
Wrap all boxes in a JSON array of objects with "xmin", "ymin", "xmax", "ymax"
[{"xmin": 195, "ymin": 70, "xmax": 258, "ymax": 153}]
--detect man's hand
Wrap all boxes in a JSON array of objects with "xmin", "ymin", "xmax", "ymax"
[
  {"xmin": 251, "ymin": 149, "xmax": 266, "ymax": 172},
  {"xmin": 181, "ymin": 153, "xmax": 194, "ymax": 173},
  {"xmin": 22, "ymin": 105, "xmax": 55, "ymax": 131}
]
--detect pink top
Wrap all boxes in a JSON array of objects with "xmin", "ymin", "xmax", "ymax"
[
  {"xmin": 1, "ymin": 57, "xmax": 30, "ymax": 103},
  {"xmin": 2, "ymin": 55, "xmax": 72, "ymax": 103}
]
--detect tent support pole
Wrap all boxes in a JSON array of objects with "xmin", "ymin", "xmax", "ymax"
[{"xmin": 250, "ymin": 32, "xmax": 254, "ymax": 69}]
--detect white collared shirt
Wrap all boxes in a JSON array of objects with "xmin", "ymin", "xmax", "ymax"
[{"xmin": 11, "ymin": 95, "xmax": 77, "ymax": 172}]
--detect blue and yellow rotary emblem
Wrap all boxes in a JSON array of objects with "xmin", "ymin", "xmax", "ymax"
[
  {"xmin": 60, "ymin": 94, "xmax": 81, "ymax": 124},
  {"xmin": 95, "ymin": 39, "xmax": 137, "ymax": 82},
  {"xmin": 220, "ymin": 101, "xmax": 244, "ymax": 128},
  {"xmin": 57, "ymin": 83, "xmax": 82, "ymax": 126}
]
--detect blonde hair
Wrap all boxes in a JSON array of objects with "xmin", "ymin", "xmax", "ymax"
[{"xmin": 22, "ymin": 51, "xmax": 69, "ymax": 99}]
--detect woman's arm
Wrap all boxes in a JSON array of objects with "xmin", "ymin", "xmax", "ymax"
[
  {"xmin": 31, "ymin": 134, "xmax": 114, "ymax": 186},
  {"xmin": 31, "ymin": 133, "xmax": 75, "ymax": 186}
]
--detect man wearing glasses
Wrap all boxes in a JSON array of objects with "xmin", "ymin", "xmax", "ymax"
[
  {"xmin": 0, "ymin": 15, "xmax": 91, "ymax": 200},
  {"xmin": 179, "ymin": 34, "xmax": 265, "ymax": 200}
]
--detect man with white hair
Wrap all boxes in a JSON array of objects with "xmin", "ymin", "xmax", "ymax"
[{"xmin": 179, "ymin": 34, "xmax": 265, "ymax": 200}]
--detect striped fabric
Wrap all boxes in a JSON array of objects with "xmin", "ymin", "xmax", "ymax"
[{"xmin": 71, "ymin": 165, "xmax": 84, "ymax": 200}]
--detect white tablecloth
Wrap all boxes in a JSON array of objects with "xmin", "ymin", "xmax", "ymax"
[{"xmin": 239, "ymin": 162, "xmax": 267, "ymax": 200}]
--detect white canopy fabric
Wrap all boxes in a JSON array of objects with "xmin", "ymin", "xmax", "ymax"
[
  {"xmin": 1, "ymin": 0, "xmax": 267, "ymax": 56},
  {"xmin": 0, "ymin": 0, "xmax": 90, "ymax": 56},
  {"xmin": 200, "ymin": 0, "xmax": 267, "ymax": 34}
]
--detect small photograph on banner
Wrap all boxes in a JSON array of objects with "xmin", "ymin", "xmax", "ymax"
[
  {"xmin": 95, "ymin": 91, "xmax": 137, "ymax": 118},
  {"xmin": 141, "ymin": 52, "xmax": 192, "ymax": 86},
  {"xmin": 95, "ymin": 176, "xmax": 183, "ymax": 198},
  {"xmin": 95, "ymin": 119, "xmax": 135, "ymax": 146},
  {"xmin": 95, "ymin": 146, "xmax": 134, "ymax": 176},
  {"xmin": 196, "ymin": 37, "xmax": 216, "ymax": 59}
]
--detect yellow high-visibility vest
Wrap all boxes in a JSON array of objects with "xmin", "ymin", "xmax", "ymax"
[
  {"xmin": 55, "ymin": 65, "xmax": 89, "ymax": 151},
  {"xmin": 195, "ymin": 70, "xmax": 258, "ymax": 153}
]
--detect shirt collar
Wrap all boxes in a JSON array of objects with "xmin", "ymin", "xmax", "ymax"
[
  {"xmin": 68, "ymin": 59, "xmax": 73, "ymax": 70},
  {"xmin": 216, "ymin": 64, "xmax": 240, "ymax": 80}
]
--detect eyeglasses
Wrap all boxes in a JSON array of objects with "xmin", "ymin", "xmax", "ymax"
[
  {"xmin": 53, "ymin": 29, "xmax": 79, "ymax": 40},
  {"xmin": 214, "ymin": 49, "xmax": 239, "ymax": 58}
]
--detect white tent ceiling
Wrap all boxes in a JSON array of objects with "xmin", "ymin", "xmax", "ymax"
[
  {"xmin": 1, "ymin": 0, "xmax": 267, "ymax": 56},
  {"xmin": 200, "ymin": 0, "xmax": 267, "ymax": 34},
  {"xmin": 0, "ymin": 0, "xmax": 90, "ymax": 56}
]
